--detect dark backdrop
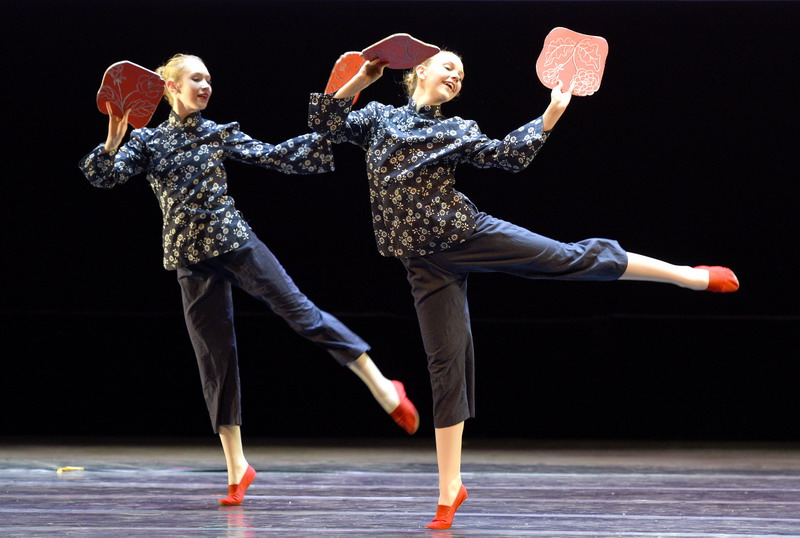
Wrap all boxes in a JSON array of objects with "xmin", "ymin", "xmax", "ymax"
[{"xmin": 3, "ymin": 1, "xmax": 798, "ymax": 441}]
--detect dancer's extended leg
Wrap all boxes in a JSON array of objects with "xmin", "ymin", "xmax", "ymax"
[
  {"xmin": 349, "ymin": 353, "xmax": 420, "ymax": 434},
  {"xmin": 620, "ymin": 253, "xmax": 739, "ymax": 292},
  {"xmin": 348, "ymin": 353, "xmax": 398, "ymax": 411}
]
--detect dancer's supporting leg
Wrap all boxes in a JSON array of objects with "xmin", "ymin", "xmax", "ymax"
[
  {"xmin": 218, "ymin": 425, "xmax": 256, "ymax": 505},
  {"xmin": 435, "ymin": 422, "xmax": 464, "ymax": 505},
  {"xmin": 426, "ymin": 421, "xmax": 468, "ymax": 530}
]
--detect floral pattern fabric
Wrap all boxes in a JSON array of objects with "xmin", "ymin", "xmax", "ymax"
[
  {"xmin": 309, "ymin": 93, "xmax": 549, "ymax": 258},
  {"xmin": 80, "ymin": 111, "xmax": 334, "ymax": 270}
]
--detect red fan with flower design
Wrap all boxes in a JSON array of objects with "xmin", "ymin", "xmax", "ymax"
[
  {"xmin": 361, "ymin": 33, "xmax": 440, "ymax": 70},
  {"xmin": 535, "ymin": 27, "xmax": 608, "ymax": 97},
  {"xmin": 96, "ymin": 61, "xmax": 165, "ymax": 128}
]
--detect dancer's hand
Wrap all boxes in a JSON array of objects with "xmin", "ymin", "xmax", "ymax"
[
  {"xmin": 334, "ymin": 57, "xmax": 388, "ymax": 99},
  {"xmin": 542, "ymin": 80, "xmax": 574, "ymax": 131},
  {"xmin": 103, "ymin": 102, "xmax": 131, "ymax": 153},
  {"xmin": 361, "ymin": 57, "xmax": 388, "ymax": 83},
  {"xmin": 550, "ymin": 80, "xmax": 574, "ymax": 109}
]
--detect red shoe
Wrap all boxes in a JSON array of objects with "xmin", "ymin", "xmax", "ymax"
[
  {"xmin": 218, "ymin": 465, "xmax": 256, "ymax": 506},
  {"xmin": 426, "ymin": 484, "xmax": 468, "ymax": 530},
  {"xmin": 695, "ymin": 265, "xmax": 739, "ymax": 293},
  {"xmin": 389, "ymin": 380, "xmax": 420, "ymax": 435}
]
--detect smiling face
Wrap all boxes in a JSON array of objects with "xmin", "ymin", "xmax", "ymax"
[
  {"xmin": 167, "ymin": 57, "xmax": 212, "ymax": 118},
  {"xmin": 412, "ymin": 51, "xmax": 464, "ymax": 107}
]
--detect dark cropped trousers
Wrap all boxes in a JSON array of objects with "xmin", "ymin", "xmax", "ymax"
[
  {"xmin": 400, "ymin": 213, "xmax": 628, "ymax": 428},
  {"xmin": 176, "ymin": 233, "xmax": 369, "ymax": 433}
]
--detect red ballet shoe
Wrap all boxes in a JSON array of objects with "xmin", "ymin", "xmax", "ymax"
[
  {"xmin": 695, "ymin": 265, "xmax": 739, "ymax": 293},
  {"xmin": 218, "ymin": 465, "xmax": 256, "ymax": 506},
  {"xmin": 426, "ymin": 484, "xmax": 468, "ymax": 530},
  {"xmin": 389, "ymin": 380, "xmax": 420, "ymax": 435}
]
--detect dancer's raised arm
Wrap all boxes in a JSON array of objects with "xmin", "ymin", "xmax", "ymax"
[
  {"xmin": 102, "ymin": 102, "xmax": 131, "ymax": 153},
  {"xmin": 334, "ymin": 57, "xmax": 388, "ymax": 99},
  {"xmin": 542, "ymin": 79, "xmax": 574, "ymax": 131}
]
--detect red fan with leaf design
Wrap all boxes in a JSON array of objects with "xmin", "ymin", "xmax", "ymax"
[
  {"xmin": 96, "ymin": 61, "xmax": 165, "ymax": 128},
  {"xmin": 535, "ymin": 27, "xmax": 608, "ymax": 97}
]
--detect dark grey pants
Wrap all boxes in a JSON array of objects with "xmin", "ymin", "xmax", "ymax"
[
  {"xmin": 400, "ymin": 213, "xmax": 628, "ymax": 428},
  {"xmin": 177, "ymin": 234, "xmax": 369, "ymax": 432}
]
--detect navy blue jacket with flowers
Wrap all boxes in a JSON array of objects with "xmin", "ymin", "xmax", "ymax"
[
  {"xmin": 308, "ymin": 93, "xmax": 549, "ymax": 258},
  {"xmin": 80, "ymin": 111, "xmax": 334, "ymax": 270}
]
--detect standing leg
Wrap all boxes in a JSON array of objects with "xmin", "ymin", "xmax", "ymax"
[
  {"xmin": 177, "ymin": 263, "xmax": 255, "ymax": 503},
  {"xmin": 178, "ymin": 264, "xmax": 241, "ymax": 431},
  {"xmin": 435, "ymin": 421, "xmax": 466, "ymax": 503},
  {"xmin": 427, "ymin": 421, "xmax": 469, "ymax": 530},
  {"xmin": 219, "ymin": 425, "xmax": 247, "ymax": 483},
  {"xmin": 218, "ymin": 425, "xmax": 256, "ymax": 505},
  {"xmin": 406, "ymin": 263, "xmax": 474, "ymax": 428},
  {"xmin": 402, "ymin": 255, "xmax": 473, "ymax": 527}
]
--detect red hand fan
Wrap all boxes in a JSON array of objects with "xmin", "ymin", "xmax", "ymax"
[
  {"xmin": 535, "ymin": 27, "xmax": 608, "ymax": 97},
  {"xmin": 361, "ymin": 33, "xmax": 440, "ymax": 69},
  {"xmin": 325, "ymin": 52, "xmax": 366, "ymax": 104},
  {"xmin": 96, "ymin": 61, "xmax": 165, "ymax": 128}
]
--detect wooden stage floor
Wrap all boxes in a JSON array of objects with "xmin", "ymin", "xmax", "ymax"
[{"xmin": 3, "ymin": 437, "xmax": 800, "ymax": 536}]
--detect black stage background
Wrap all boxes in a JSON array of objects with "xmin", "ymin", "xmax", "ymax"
[{"xmin": 3, "ymin": 1, "xmax": 798, "ymax": 441}]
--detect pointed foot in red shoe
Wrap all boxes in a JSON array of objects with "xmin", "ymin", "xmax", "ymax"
[
  {"xmin": 389, "ymin": 380, "xmax": 420, "ymax": 435},
  {"xmin": 425, "ymin": 484, "xmax": 468, "ymax": 530},
  {"xmin": 218, "ymin": 465, "xmax": 256, "ymax": 506},
  {"xmin": 695, "ymin": 265, "xmax": 739, "ymax": 293}
]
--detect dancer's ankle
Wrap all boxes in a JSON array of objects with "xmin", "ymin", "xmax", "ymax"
[
  {"xmin": 230, "ymin": 459, "xmax": 250, "ymax": 485},
  {"xmin": 377, "ymin": 378, "xmax": 400, "ymax": 412},
  {"xmin": 687, "ymin": 266, "xmax": 710, "ymax": 290},
  {"xmin": 439, "ymin": 477, "xmax": 463, "ymax": 505},
  {"xmin": 366, "ymin": 376, "xmax": 400, "ymax": 413},
  {"xmin": 348, "ymin": 355, "xmax": 399, "ymax": 412}
]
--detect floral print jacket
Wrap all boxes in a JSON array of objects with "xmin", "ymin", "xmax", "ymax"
[
  {"xmin": 309, "ymin": 93, "xmax": 549, "ymax": 258},
  {"xmin": 80, "ymin": 111, "xmax": 334, "ymax": 270}
]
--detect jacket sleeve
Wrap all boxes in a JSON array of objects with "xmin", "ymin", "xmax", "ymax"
[
  {"xmin": 308, "ymin": 92, "xmax": 379, "ymax": 150},
  {"xmin": 78, "ymin": 130, "xmax": 149, "ymax": 188},
  {"xmin": 461, "ymin": 116, "xmax": 550, "ymax": 173},
  {"xmin": 222, "ymin": 123, "xmax": 335, "ymax": 175}
]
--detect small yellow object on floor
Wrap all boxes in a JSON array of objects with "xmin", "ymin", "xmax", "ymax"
[{"xmin": 56, "ymin": 466, "xmax": 85, "ymax": 475}]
